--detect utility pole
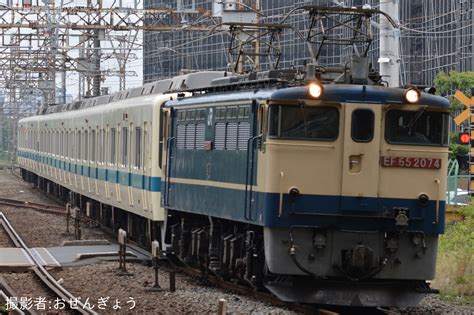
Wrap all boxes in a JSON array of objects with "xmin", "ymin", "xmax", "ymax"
[{"xmin": 379, "ymin": 0, "xmax": 400, "ymax": 88}]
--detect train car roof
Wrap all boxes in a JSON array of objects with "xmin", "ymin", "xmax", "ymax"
[{"xmin": 165, "ymin": 84, "xmax": 450, "ymax": 109}]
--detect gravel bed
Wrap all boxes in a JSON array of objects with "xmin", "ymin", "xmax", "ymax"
[
  {"xmin": 0, "ymin": 225, "xmax": 15, "ymax": 247},
  {"xmin": 398, "ymin": 295, "xmax": 474, "ymax": 314},
  {"xmin": 53, "ymin": 261, "xmax": 296, "ymax": 314},
  {"xmin": 0, "ymin": 170, "xmax": 113, "ymax": 248},
  {"xmin": 2, "ymin": 272, "xmax": 72, "ymax": 314}
]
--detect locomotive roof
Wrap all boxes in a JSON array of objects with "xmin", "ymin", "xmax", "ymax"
[{"xmin": 165, "ymin": 84, "xmax": 450, "ymax": 109}]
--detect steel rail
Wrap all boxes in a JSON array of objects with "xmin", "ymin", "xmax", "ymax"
[
  {"xmin": 0, "ymin": 277, "xmax": 34, "ymax": 315},
  {"xmin": 0, "ymin": 197, "xmax": 96, "ymax": 225},
  {"xmin": 0, "ymin": 197, "xmax": 65, "ymax": 212},
  {"xmin": 0, "ymin": 212, "xmax": 98, "ymax": 315},
  {"xmin": 125, "ymin": 242, "xmax": 331, "ymax": 314}
]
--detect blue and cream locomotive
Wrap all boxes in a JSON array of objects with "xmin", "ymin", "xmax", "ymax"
[{"xmin": 17, "ymin": 69, "xmax": 449, "ymax": 307}]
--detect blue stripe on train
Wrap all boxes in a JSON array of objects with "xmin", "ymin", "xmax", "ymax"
[
  {"xmin": 164, "ymin": 180, "xmax": 444, "ymax": 234},
  {"xmin": 17, "ymin": 150, "xmax": 161, "ymax": 192},
  {"xmin": 17, "ymin": 150, "xmax": 445, "ymax": 234}
]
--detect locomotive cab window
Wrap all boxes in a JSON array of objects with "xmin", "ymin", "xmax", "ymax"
[
  {"xmin": 351, "ymin": 109, "xmax": 374, "ymax": 142},
  {"xmin": 269, "ymin": 105, "xmax": 339, "ymax": 140},
  {"xmin": 385, "ymin": 109, "xmax": 449, "ymax": 146}
]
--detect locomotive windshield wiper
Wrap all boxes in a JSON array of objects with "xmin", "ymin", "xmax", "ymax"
[
  {"xmin": 299, "ymin": 102, "xmax": 308, "ymax": 136},
  {"xmin": 405, "ymin": 107, "xmax": 426, "ymax": 135}
]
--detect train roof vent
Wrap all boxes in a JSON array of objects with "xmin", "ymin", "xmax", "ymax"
[
  {"xmin": 151, "ymin": 79, "xmax": 173, "ymax": 94},
  {"xmin": 129, "ymin": 87, "xmax": 145, "ymax": 98},
  {"xmin": 169, "ymin": 71, "xmax": 229, "ymax": 91},
  {"xmin": 117, "ymin": 91, "xmax": 127, "ymax": 100},
  {"xmin": 211, "ymin": 75, "xmax": 247, "ymax": 86},
  {"xmin": 95, "ymin": 95, "xmax": 109, "ymax": 106},
  {"xmin": 72, "ymin": 101, "xmax": 82, "ymax": 110},
  {"xmin": 111, "ymin": 92, "xmax": 121, "ymax": 102},
  {"xmin": 53, "ymin": 105, "xmax": 63, "ymax": 113},
  {"xmin": 142, "ymin": 83, "xmax": 154, "ymax": 95}
]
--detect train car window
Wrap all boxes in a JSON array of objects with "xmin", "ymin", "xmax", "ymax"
[
  {"xmin": 77, "ymin": 131, "xmax": 81, "ymax": 160},
  {"xmin": 84, "ymin": 130, "xmax": 89, "ymax": 161},
  {"xmin": 122, "ymin": 127, "xmax": 128, "ymax": 167},
  {"xmin": 199, "ymin": 109, "xmax": 207, "ymax": 120},
  {"xmin": 110, "ymin": 128, "xmax": 116, "ymax": 165},
  {"xmin": 185, "ymin": 124, "xmax": 196, "ymax": 149},
  {"xmin": 186, "ymin": 110, "xmax": 195, "ymax": 121},
  {"xmin": 144, "ymin": 123, "xmax": 150, "ymax": 171},
  {"xmin": 99, "ymin": 129, "xmax": 104, "ymax": 164},
  {"xmin": 91, "ymin": 129, "xmax": 96, "ymax": 162},
  {"xmin": 351, "ymin": 109, "xmax": 374, "ymax": 142},
  {"xmin": 65, "ymin": 131, "xmax": 69, "ymax": 158},
  {"xmin": 385, "ymin": 110, "xmax": 449, "ymax": 146},
  {"xmin": 228, "ymin": 107, "xmax": 238, "ymax": 119},
  {"xmin": 177, "ymin": 124, "xmax": 186, "ymax": 149},
  {"xmin": 269, "ymin": 105, "xmax": 339, "ymax": 141},
  {"xmin": 238, "ymin": 106, "xmax": 250, "ymax": 119},
  {"xmin": 135, "ymin": 127, "xmax": 142, "ymax": 169}
]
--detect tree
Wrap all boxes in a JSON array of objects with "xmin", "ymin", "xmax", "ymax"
[{"xmin": 434, "ymin": 71, "xmax": 474, "ymax": 112}]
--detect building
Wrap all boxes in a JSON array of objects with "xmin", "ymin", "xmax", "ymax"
[{"xmin": 143, "ymin": 0, "xmax": 474, "ymax": 87}]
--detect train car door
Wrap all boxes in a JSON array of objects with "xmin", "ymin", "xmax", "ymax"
[
  {"xmin": 340, "ymin": 104, "xmax": 381, "ymax": 211},
  {"xmin": 162, "ymin": 107, "xmax": 174, "ymax": 207}
]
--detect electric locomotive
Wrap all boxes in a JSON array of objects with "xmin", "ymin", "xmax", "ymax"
[
  {"xmin": 16, "ymin": 6, "xmax": 450, "ymax": 307},
  {"xmin": 160, "ymin": 67, "xmax": 449, "ymax": 307}
]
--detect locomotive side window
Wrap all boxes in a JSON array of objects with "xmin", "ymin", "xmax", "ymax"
[
  {"xmin": 351, "ymin": 109, "xmax": 374, "ymax": 142},
  {"xmin": 385, "ymin": 110, "xmax": 449, "ymax": 146},
  {"xmin": 269, "ymin": 105, "xmax": 339, "ymax": 140},
  {"xmin": 176, "ymin": 108, "xmax": 207, "ymax": 150},
  {"xmin": 213, "ymin": 105, "xmax": 250, "ymax": 150}
]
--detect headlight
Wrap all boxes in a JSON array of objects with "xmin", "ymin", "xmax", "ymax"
[
  {"xmin": 308, "ymin": 82, "xmax": 323, "ymax": 98},
  {"xmin": 404, "ymin": 87, "xmax": 421, "ymax": 104}
]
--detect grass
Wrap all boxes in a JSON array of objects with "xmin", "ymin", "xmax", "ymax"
[{"xmin": 435, "ymin": 202, "xmax": 474, "ymax": 304}]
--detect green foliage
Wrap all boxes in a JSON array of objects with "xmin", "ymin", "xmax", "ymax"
[
  {"xmin": 449, "ymin": 131, "xmax": 469, "ymax": 159},
  {"xmin": 449, "ymin": 143, "xmax": 469, "ymax": 160},
  {"xmin": 436, "ymin": 203, "xmax": 474, "ymax": 298},
  {"xmin": 439, "ymin": 206, "xmax": 474, "ymax": 254},
  {"xmin": 434, "ymin": 71, "xmax": 474, "ymax": 112}
]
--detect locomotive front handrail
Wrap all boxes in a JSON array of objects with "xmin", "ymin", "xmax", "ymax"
[
  {"xmin": 164, "ymin": 137, "xmax": 176, "ymax": 207},
  {"xmin": 244, "ymin": 134, "xmax": 262, "ymax": 221},
  {"xmin": 265, "ymin": 142, "xmax": 335, "ymax": 148},
  {"xmin": 386, "ymin": 148, "xmax": 449, "ymax": 154}
]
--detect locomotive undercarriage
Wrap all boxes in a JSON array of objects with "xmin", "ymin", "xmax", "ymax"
[{"xmin": 164, "ymin": 210, "xmax": 266, "ymax": 289}]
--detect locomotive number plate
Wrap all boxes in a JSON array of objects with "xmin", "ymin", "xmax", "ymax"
[{"xmin": 381, "ymin": 156, "xmax": 441, "ymax": 169}]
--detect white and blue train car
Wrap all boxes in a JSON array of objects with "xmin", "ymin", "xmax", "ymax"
[{"xmin": 17, "ymin": 72, "xmax": 227, "ymax": 246}]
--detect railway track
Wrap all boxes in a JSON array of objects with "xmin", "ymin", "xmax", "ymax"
[
  {"xmin": 0, "ymin": 195, "xmax": 394, "ymax": 314},
  {"xmin": 0, "ymin": 211, "xmax": 98, "ymax": 315},
  {"xmin": 126, "ymin": 242, "xmax": 334, "ymax": 314},
  {"xmin": 0, "ymin": 277, "xmax": 34, "ymax": 315},
  {"xmin": 0, "ymin": 197, "xmax": 96, "ymax": 225}
]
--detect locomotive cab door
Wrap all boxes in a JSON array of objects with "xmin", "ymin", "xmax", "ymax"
[{"xmin": 340, "ymin": 104, "xmax": 381, "ymax": 211}]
